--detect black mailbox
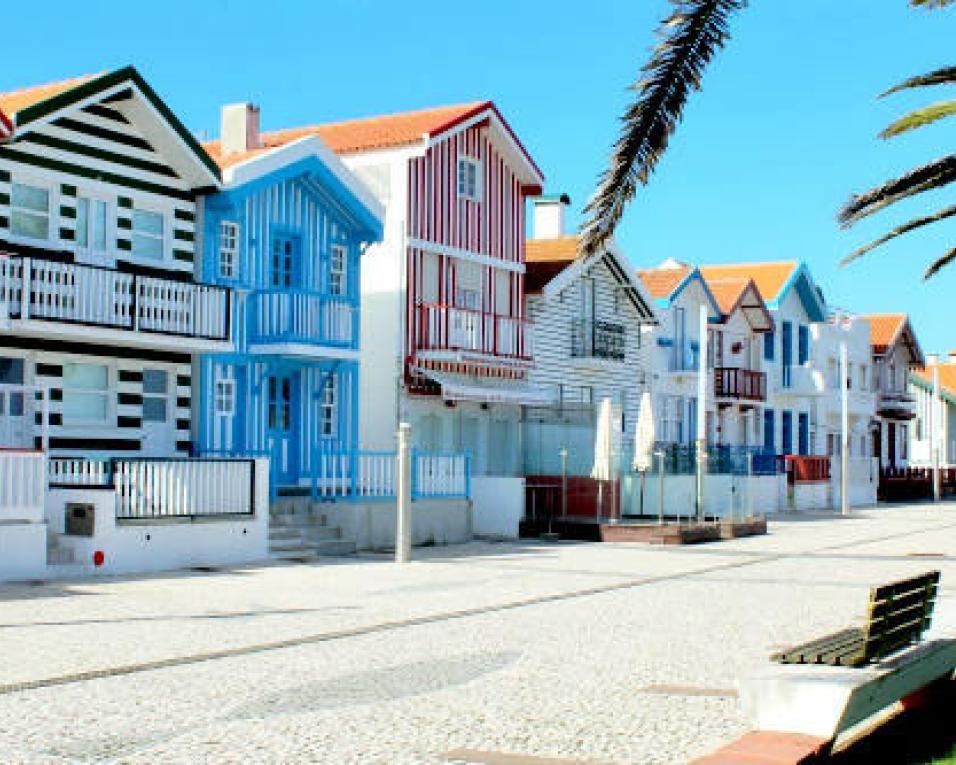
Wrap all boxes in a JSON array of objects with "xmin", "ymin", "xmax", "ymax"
[{"xmin": 65, "ymin": 503, "xmax": 95, "ymax": 537}]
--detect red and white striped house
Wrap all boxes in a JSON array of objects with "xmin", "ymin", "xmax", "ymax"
[{"xmin": 235, "ymin": 102, "xmax": 548, "ymax": 532}]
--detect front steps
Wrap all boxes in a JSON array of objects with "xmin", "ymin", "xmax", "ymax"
[{"xmin": 269, "ymin": 499, "xmax": 356, "ymax": 560}]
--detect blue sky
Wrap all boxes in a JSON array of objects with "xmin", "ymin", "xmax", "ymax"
[{"xmin": 4, "ymin": 1, "xmax": 955, "ymax": 350}]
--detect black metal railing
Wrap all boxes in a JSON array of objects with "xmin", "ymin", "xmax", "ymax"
[{"xmin": 571, "ymin": 319, "xmax": 626, "ymax": 361}]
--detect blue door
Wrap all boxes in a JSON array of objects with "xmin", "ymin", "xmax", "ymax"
[
  {"xmin": 782, "ymin": 321, "xmax": 792, "ymax": 388},
  {"xmin": 267, "ymin": 372, "xmax": 298, "ymax": 485},
  {"xmin": 270, "ymin": 233, "xmax": 301, "ymax": 287},
  {"xmin": 764, "ymin": 408, "xmax": 775, "ymax": 452},
  {"xmin": 782, "ymin": 410, "xmax": 793, "ymax": 455},
  {"xmin": 798, "ymin": 412, "xmax": 810, "ymax": 455},
  {"xmin": 686, "ymin": 398, "xmax": 697, "ymax": 446}
]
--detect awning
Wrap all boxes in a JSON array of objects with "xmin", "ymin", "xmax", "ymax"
[{"xmin": 418, "ymin": 369, "xmax": 558, "ymax": 407}]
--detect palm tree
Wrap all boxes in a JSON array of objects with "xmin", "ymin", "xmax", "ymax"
[{"xmin": 580, "ymin": 0, "xmax": 956, "ymax": 271}]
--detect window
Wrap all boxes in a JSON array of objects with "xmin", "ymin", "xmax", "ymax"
[
  {"xmin": 798, "ymin": 324, "xmax": 809, "ymax": 365},
  {"xmin": 457, "ymin": 156, "xmax": 481, "ymax": 201},
  {"xmin": 764, "ymin": 408, "xmax": 776, "ymax": 452},
  {"xmin": 764, "ymin": 330, "xmax": 774, "ymax": 362},
  {"xmin": 798, "ymin": 412, "xmax": 810, "ymax": 456},
  {"xmin": 142, "ymin": 369, "xmax": 168, "ymax": 423},
  {"xmin": 321, "ymin": 375, "xmax": 337, "ymax": 437},
  {"xmin": 219, "ymin": 221, "xmax": 240, "ymax": 279},
  {"xmin": 132, "ymin": 208, "xmax": 165, "ymax": 259},
  {"xmin": 76, "ymin": 196, "xmax": 108, "ymax": 252},
  {"xmin": 0, "ymin": 356, "xmax": 24, "ymax": 418},
  {"xmin": 11, "ymin": 183, "xmax": 50, "ymax": 240},
  {"xmin": 62, "ymin": 363, "xmax": 109, "ymax": 424},
  {"xmin": 782, "ymin": 410, "xmax": 793, "ymax": 455},
  {"xmin": 330, "ymin": 244, "xmax": 347, "ymax": 296},
  {"xmin": 214, "ymin": 377, "xmax": 235, "ymax": 417}
]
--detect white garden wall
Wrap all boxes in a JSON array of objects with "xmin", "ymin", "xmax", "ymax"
[
  {"xmin": 471, "ymin": 475, "xmax": 525, "ymax": 538},
  {"xmin": 321, "ymin": 497, "xmax": 472, "ymax": 551}
]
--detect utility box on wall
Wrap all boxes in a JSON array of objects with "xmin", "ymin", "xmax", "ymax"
[{"xmin": 65, "ymin": 503, "xmax": 95, "ymax": 537}]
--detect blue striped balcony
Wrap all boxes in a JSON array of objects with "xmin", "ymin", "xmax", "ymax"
[{"xmin": 246, "ymin": 289, "xmax": 357, "ymax": 351}]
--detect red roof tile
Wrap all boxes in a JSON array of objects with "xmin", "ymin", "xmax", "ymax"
[
  {"xmin": 635, "ymin": 266, "xmax": 692, "ymax": 300},
  {"xmin": 0, "ymin": 73, "xmax": 101, "ymax": 125},
  {"xmin": 698, "ymin": 261, "xmax": 799, "ymax": 302}
]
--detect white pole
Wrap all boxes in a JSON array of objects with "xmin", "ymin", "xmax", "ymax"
[
  {"xmin": 840, "ymin": 342, "xmax": 849, "ymax": 516},
  {"xmin": 933, "ymin": 366, "xmax": 941, "ymax": 503},
  {"xmin": 396, "ymin": 422, "xmax": 412, "ymax": 563},
  {"xmin": 696, "ymin": 304, "xmax": 708, "ymax": 522}
]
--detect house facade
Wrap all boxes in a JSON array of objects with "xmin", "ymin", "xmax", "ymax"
[
  {"xmin": 0, "ymin": 68, "xmax": 230, "ymax": 463},
  {"xmin": 862, "ymin": 314, "xmax": 924, "ymax": 470},
  {"xmin": 199, "ymin": 105, "xmax": 383, "ymax": 493},
  {"xmin": 522, "ymin": 195, "xmax": 657, "ymax": 476},
  {"xmin": 909, "ymin": 354, "xmax": 956, "ymax": 468}
]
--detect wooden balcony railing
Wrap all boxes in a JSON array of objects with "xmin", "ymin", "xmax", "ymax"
[
  {"xmin": 414, "ymin": 303, "xmax": 533, "ymax": 362},
  {"xmin": 0, "ymin": 253, "xmax": 229, "ymax": 341},
  {"xmin": 714, "ymin": 367, "xmax": 767, "ymax": 402},
  {"xmin": 785, "ymin": 455, "xmax": 830, "ymax": 484}
]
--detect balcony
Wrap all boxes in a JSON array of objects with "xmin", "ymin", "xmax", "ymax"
[
  {"xmin": 413, "ymin": 303, "xmax": 533, "ymax": 369},
  {"xmin": 0, "ymin": 253, "xmax": 230, "ymax": 349},
  {"xmin": 664, "ymin": 340, "xmax": 699, "ymax": 375},
  {"xmin": 877, "ymin": 388, "xmax": 915, "ymax": 419},
  {"xmin": 571, "ymin": 319, "xmax": 625, "ymax": 362},
  {"xmin": 246, "ymin": 290, "xmax": 356, "ymax": 353},
  {"xmin": 714, "ymin": 367, "xmax": 766, "ymax": 403}
]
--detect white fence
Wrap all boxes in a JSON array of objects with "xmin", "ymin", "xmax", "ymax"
[
  {"xmin": 113, "ymin": 459, "xmax": 255, "ymax": 519},
  {"xmin": 48, "ymin": 457, "xmax": 113, "ymax": 487},
  {"xmin": 0, "ymin": 254, "xmax": 228, "ymax": 340},
  {"xmin": 311, "ymin": 450, "xmax": 469, "ymax": 501},
  {"xmin": 0, "ymin": 450, "xmax": 45, "ymax": 522},
  {"xmin": 415, "ymin": 303, "xmax": 533, "ymax": 360},
  {"xmin": 249, "ymin": 291, "xmax": 355, "ymax": 347}
]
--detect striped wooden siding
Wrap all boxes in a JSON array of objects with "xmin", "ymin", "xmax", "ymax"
[
  {"xmin": 526, "ymin": 259, "xmax": 651, "ymax": 430},
  {"xmin": 0, "ymin": 100, "xmax": 197, "ymax": 266}
]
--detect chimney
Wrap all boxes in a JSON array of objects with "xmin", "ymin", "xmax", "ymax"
[
  {"xmin": 531, "ymin": 193, "xmax": 571, "ymax": 240},
  {"xmin": 949, "ymin": 349, "xmax": 956, "ymax": 364},
  {"xmin": 927, "ymin": 353, "xmax": 940, "ymax": 365},
  {"xmin": 220, "ymin": 103, "xmax": 261, "ymax": 156}
]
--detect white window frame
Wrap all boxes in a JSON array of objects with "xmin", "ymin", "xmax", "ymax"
[
  {"xmin": 320, "ymin": 375, "xmax": 337, "ymax": 438},
  {"xmin": 141, "ymin": 368, "xmax": 170, "ymax": 424},
  {"xmin": 218, "ymin": 221, "xmax": 240, "ymax": 280},
  {"xmin": 329, "ymin": 244, "xmax": 348, "ymax": 296},
  {"xmin": 457, "ymin": 156, "xmax": 481, "ymax": 202},
  {"xmin": 10, "ymin": 178, "xmax": 53, "ymax": 242},
  {"xmin": 214, "ymin": 377, "xmax": 235, "ymax": 417},
  {"xmin": 131, "ymin": 205, "xmax": 167, "ymax": 262},
  {"xmin": 74, "ymin": 191, "xmax": 112, "ymax": 258},
  {"xmin": 61, "ymin": 362, "xmax": 111, "ymax": 427}
]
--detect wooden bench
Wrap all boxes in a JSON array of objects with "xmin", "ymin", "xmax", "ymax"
[{"xmin": 771, "ymin": 571, "xmax": 941, "ymax": 668}]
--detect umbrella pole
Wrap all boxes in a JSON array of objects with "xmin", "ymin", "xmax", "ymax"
[
  {"xmin": 640, "ymin": 470, "xmax": 645, "ymax": 517},
  {"xmin": 597, "ymin": 481, "xmax": 604, "ymax": 523}
]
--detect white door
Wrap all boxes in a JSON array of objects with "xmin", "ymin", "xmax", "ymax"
[
  {"xmin": 141, "ymin": 368, "xmax": 175, "ymax": 456},
  {"xmin": 0, "ymin": 356, "xmax": 30, "ymax": 448}
]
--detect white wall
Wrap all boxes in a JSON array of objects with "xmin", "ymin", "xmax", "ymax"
[
  {"xmin": 0, "ymin": 523, "xmax": 47, "ymax": 581},
  {"xmin": 322, "ymin": 497, "xmax": 472, "ymax": 551},
  {"xmin": 622, "ymin": 471, "xmax": 787, "ymax": 518},
  {"xmin": 471, "ymin": 475, "xmax": 525, "ymax": 538}
]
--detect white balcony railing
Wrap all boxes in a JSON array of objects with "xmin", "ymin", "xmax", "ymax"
[
  {"xmin": 414, "ymin": 303, "xmax": 533, "ymax": 362},
  {"xmin": 0, "ymin": 253, "xmax": 229, "ymax": 341},
  {"xmin": 247, "ymin": 290, "xmax": 356, "ymax": 348}
]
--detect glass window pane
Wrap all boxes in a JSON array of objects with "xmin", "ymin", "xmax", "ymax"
[
  {"xmin": 12, "ymin": 183, "xmax": 49, "ymax": 212},
  {"xmin": 142, "ymin": 397, "xmax": 167, "ymax": 422},
  {"xmin": 133, "ymin": 210, "xmax": 164, "ymax": 235},
  {"xmin": 76, "ymin": 198, "xmax": 89, "ymax": 247},
  {"xmin": 11, "ymin": 211, "xmax": 49, "ymax": 239},
  {"xmin": 132, "ymin": 233, "xmax": 163, "ymax": 259},
  {"xmin": 8, "ymin": 391, "xmax": 24, "ymax": 417},
  {"xmin": 93, "ymin": 200, "xmax": 108, "ymax": 250},
  {"xmin": 63, "ymin": 392, "xmax": 107, "ymax": 422},
  {"xmin": 0, "ymin": 357, "xmax": 24, "ymax": 385},
  {"xmin": 64, "ymin": 363, "xmax": 108, "ymax": 391},
  {"xmin": 142, "ymin": 369, "xmax": 167, "ymax": 395}
]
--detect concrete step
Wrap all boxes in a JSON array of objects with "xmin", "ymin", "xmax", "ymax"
[
  {"xmin": 268, "ymin": 536, "xmax": 314, "ymax": 553},
  {"xmin": 267, "ymin": 527, "xmax": 303, "ymax": 542},
  {"xmin": 269, "ymin": 511, "xmax": 329, "ymax": 527},
  {"xmin": 315, "ymin": 538, "xmax": 356, "ymax": 557}
]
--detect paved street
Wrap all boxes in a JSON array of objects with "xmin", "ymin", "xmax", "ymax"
[{"xmin": 3, "ymin": 503, "xmax": 956, "ymax": 764}]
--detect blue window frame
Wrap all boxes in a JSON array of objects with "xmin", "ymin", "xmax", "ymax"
[
  {"xmin": 782, "ymin": 321, "xmax": 793, "ymax": 388},
  {"xmin": 782, "ymin": 410, "xmax": 793, "ymax": 455},
  {"xmin": 798, "ymin": 412, "xmax": 809, "ymax": 456},
  {"xmin": 764, "ymin": 408, "xmax": 775, "ymax": 452},
  {"xmin": 764, "ymin": 330, "xmax": 774, "ymax": 361},
  {"xmin": 269, "ymin": 232, "xmax": 301, "ymax": 288},
  {"xmin": 798, "ymin": 324, "xmax": 809, "ymax": 366}
]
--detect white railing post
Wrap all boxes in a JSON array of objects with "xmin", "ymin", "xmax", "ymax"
[{"xmin": 396, "ymin": 423, "xmax": 412, "ymax": 564}]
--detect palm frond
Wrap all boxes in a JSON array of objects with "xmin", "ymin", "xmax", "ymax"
[
  {"xmin": 881, "ymin": 64, "xmax": 956, "ymax": 97},
  {"xmin": 924, "ymin": 244, "xmax": 956, "ymax": 279},
  {"xmin": 879, "ymin": 99, "xmax": 956, "ymax": 139},
  {"xmin": 841, "ymin": 203, "xmax": 956, "ymax": 266},
  {"xmin": 910, "ymin": 0, "xmax": 956, "ymax": 8},
  {"xmin": 838, "ymin": 154, "xmax": 956, "ymax": 227},
  {"xmin": 579, "ymin": 0, "xmax": 747, "ymax": 256}
]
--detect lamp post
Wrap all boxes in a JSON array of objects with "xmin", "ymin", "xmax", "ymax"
[
  {"xmin": 696, "ymin": 304, "xmax": 708, "ymax": 523},
  {"xmin": 841, "ymin": 342, "xmax": 849, "ymax": 516}
]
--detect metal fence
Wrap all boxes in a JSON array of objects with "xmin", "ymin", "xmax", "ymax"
[{"xmin": 311, "ymin": 449, "xmax": 470, "ymax": 501}]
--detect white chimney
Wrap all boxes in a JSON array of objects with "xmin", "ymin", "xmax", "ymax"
[
  {"xmin": 220, "ymin": 103, "xmax": 261, "ymax": 156},
  {"xmin": 531, "ymin": 193, "xmax": 570, "ymax": 240},
  {"xmin": 948, "ymin": 350, "xmax": 956, "ymax": 364},
  {"xmin": 927, "ymin": 353, "xmax": 940, "ymax": 365}
]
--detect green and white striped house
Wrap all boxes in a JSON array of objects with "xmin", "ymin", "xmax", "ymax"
[{"xmin": 0, "ymin": 67, "xmax": 232, "ymax": 463}]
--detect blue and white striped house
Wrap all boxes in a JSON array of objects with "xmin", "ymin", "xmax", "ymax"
[{"xmin": 197, "ymin": 104, "xmax": 383, "ymax": 493}]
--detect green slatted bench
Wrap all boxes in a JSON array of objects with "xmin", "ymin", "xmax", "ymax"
[{"xmin": 771, "ymin": 571, "xmax": 940, "ymax": 668}]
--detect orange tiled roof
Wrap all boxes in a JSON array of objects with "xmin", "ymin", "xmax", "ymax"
[
  {"xmin": 635, "ymin": 266, "xmax": 692, "ymax": 300},
  {"xmin": 204, "ymin": 101, "xmax": 489, "ymax": 169},
  {"xmin": 860, "ymin": 313, "xmax": 907, "ymax": 353},
  {"xmin": 0, "ymin": 73, "xmax": 101, "ymax": 125},
  {"xmin": 525, "ymin": 236, "xmax": 581, "ymax": 293},
  {"xmin": 698, "ymin": 261, "xmax": 798, "ymax": 302},
  {"xmin": 911, "ymin": 363, "xmax": 956, "ymax": 400},
  {"xmin": 703, "ymin": 276, "xmax": 751, "ymax": 315}
]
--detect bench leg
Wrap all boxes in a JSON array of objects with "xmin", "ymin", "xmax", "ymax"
[{"xmin": 691, "ymin": 731, "xmax": 832, "ymax": 765}]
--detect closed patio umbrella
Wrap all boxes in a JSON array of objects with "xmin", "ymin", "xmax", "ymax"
[
  {"xmin": 591, "ymin": 398, "xmax": 622, "ymax": 521},
  {"xmin": 633, "ymin": 391, "xmax": 655, "ymax": 518}
]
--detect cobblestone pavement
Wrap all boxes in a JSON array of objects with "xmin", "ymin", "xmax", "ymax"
[{"xmin": 3, "ymin": 503, "xmax": 956, "ymax": 764}]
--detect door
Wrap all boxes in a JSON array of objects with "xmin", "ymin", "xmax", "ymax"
[
  {"xmin": 798, "ymin": 412, "xmax": 810, "ymax": 456},
  {"xmin": 141, "ymin": 368, "xmax": 175, "ymax": 456},
  {"xmin": 270, "ymin": 233, "xmax": 300, "ymax": 288},
  {"xmin": 267, "ymin": 372, "xmax": 297, "ymax": 485},
  {"xmin": 579, "ymin": 278, "xmax": 596, "ymax": 356},
  {"xmin": 887, "ymin": 422, "xmax": 897, "ymax": 468},
  {"xmin": 674, "ymin": 307, "xmax": 686, "ymax": 370},
  {"xmin": 0, "ymin": 356, "xmax": 29, "ymax": 447},
  {"xmin": 782, "ymin": 410, "xmax": 793, "ymax": 455},
  {"xmin": 782, "ymin": 321, "xmax": 793, "ymax": 388},
  {"xmin": 764, "ymin": 409, "xmax": 775, "ymax": 453}
]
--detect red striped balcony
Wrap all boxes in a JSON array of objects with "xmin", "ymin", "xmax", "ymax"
[
  {"xmin": 413, "ymin": 303, "xmax": 533, "ymax": 368},
  {"xmin": 785, "ymin": 455, "xmax": 830, "ymax": 484},
  {"xmin": 714, "ymin": 367, "xmax": 766, "ymax": 402}
]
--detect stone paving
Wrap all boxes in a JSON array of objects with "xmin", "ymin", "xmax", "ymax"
[{"xmin": 2, "ymin": 503, "xmax": 956, "ymax": 763}]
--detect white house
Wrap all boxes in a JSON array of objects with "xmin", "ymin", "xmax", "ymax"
[
  {"xmin": 522, "ymin": 195, "xmax": 657, "ymax": 477},
  {"xmin": 909, "ymin": 354, "xmax": 956, "ymax": 469}
]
